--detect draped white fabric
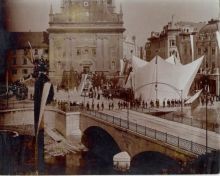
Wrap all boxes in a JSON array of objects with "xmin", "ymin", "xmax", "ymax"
[
  {"xmin": 185, "ymin": 89, "xmax": 202, "ymax": 104},
  {"xmin": 216, "ymin": 31, "xmax": 220, "ymax": 50},
  {"xmin": 190, "ymin": 35, "xmax": 194, "ymax": 62},
  {"xmin": 120, "ymin": 59, "xmax": 125, "ymax": 75},
  {"xmin": 127, "ymin": 55, "xmax": 203, "ymax": 102},
  {"xmin": 131, "ymin": 55, "xmax": 148, "ymax": 72}
]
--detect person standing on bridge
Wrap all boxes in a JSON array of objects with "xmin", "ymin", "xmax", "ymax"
[
  {"xmin": 101, "ymin": 102, "xmax": 104, "ymax": 111},
  {"xmin": 97, "ymin": 102, "xmax": 100, "ymax": 111},
  {"xmin": 118, "ymin": 101, "xmax": 121, "ymax": 110},
  {"xmin": 92, "ymin": 102, "xmax": 94, "ymax": 111},
  {"xmin": 111, "ymin": 102, "xmax": 114, "ymax": 110},
  {"xmin": 86, "ymin": 102, "xmax": 90, "ymax": 111}
]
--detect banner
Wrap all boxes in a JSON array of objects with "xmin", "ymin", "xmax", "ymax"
[
  {"xmin": 37, "ymin": 82, "xmax": 52, "ymax": 136},
  {"xmin": 216, "ymin": 31, "xmax": 220, "ymax": 50},
  {"xmin": 190, "ymin": 35, "xmax": 194, "ymax": 62}
]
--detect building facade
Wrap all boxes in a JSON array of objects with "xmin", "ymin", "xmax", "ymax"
[
  {"xmin": 194, "ymin": 19, "xmax": 220, "ymax": 96},
  {"xmin": 6, "ymin": 32, "xmax": 49, "ymax": 82},
  {"xmin": 123, "ymin": 35, "xmax": 136, "ymax": 60},
  {"xmin": 146, "ymin": 22, "xmax": 180, "ymax": 61},
  {"xmin": 146, "ymin": 19, "xmax": 220, "ymax": 96},
  {"xmin": 48, "ymin": 0, "xmax": 125, "ymax": 85},
  {"xmin": 146, "ymin": 21, "xmax": 205, "ymax": 61}
]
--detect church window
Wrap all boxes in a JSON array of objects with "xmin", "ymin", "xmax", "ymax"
[
  {"xmin": 85, "ymin": 49, "xmax": 89, "ymax": 54},
  {"xmin": 92, "ymin": 48, "xmax": 96, "ymax": 56},
  {"xmin": 212, "ymin": 48, "xmax": 215, "ymax": 55},
  {"xmin": 24, "ymin": 49, "xmax": 28, "ymax": 56},
  {"xmin": 22, "ymin": 69, "xmax": 28, "ymax": 74},
  {"xmin": 198, "ymin": 48, "xmax": 201, "ymax": 55},
  {"xmin": 34, "ymin": 49, "xmax": 38, "ymax": 55},
  {"xmin": 184, "ymin": 47, "xmax": 187, "ymax": 54},
  {"xmin": 169, "ymin": 40, "xmax": 176, "ymax": 47},
  {"xmin": 84, "ymin": 1, "xmax": 89, "ymax": 7},
  {"xmin": 12, "ymin": 69, "xmax": 17, "ymax": 75},
  {"xmin": 23, "ymin": 57, "xmax": 27, "ymax": 65},
  {"xmin": 77, "ymin": 49, "xmax": 81, "ymax": 56},
  {"xmin": 13, "ymin": 57, "xmax": 16, "ymax": 65},
  {"xmin": 107, "ymin": 0, "xmax": 112, "ymax": 4}
]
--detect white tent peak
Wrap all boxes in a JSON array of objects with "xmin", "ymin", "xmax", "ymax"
[
  {"xmin": 166, "ymin": 55, "xmax": 182, "ymax": 65},
  {"xmin": 129, "ymin": 55, "xmax": 204, "ymax": 102},
  {"xmin": 131, "ymin": 55, "xmax": 148, "ymax": 71}
]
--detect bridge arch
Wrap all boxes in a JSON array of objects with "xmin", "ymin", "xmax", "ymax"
[
  {"xmin": 130, "ymin": 151, "xmax": 181, "ymax": 174},
  {"xmin": 81, "ymin": 126, "xmax": 121, "ymax": 164},
  {"xmin": 80, "ymin": 114, "xmax": 196, "ymax": 163}
]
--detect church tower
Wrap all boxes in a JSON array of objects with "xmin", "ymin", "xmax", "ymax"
[{"xmin": 48, "ymin": 0, "xmax": 125, "ymax": 85}]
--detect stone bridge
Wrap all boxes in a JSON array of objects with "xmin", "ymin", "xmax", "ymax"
[{"xmin": 0, "ymin": 107, "xmax": 218, "ymax": 166}]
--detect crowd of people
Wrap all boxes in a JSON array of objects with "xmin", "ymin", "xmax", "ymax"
[{"xmin": 200, "ymin": 94, "xmax": 217, "ymax": 106}]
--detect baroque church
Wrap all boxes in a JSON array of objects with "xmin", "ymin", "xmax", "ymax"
[{"xmin": 48, "ymin": 0, "xmax": 125, "ymax": 85}]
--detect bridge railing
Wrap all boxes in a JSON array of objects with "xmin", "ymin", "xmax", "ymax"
[
  {"xmin": 0, "ymin": 100, "xmax": 34, "ymax": 110},
  {"xmin": 82, "ymin": 110, "xmax": 214, "ymax": 156},
  {"xmin": 130, "ymin": 107, "xmax": 219, "ymax": 134}
]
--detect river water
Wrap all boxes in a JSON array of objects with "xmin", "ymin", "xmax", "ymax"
[{"xmin": 0, "ymin": 130, "xmax": 181, "ymax": 175}]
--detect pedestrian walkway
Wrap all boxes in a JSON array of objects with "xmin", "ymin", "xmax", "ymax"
[{"xmin": 100, "ymin": 109, "xmax": 220, "ymax": 150}]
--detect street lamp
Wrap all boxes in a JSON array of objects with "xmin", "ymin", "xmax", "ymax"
[
  {"xmin": 203, "ymin": 48, "xmax": 209, "ymax": 154},
  {"xmin": 126, "ymin": 89, "xmax": 130, "ymax": 129}
]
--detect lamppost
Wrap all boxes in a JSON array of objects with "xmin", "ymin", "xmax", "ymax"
[
  {"xmin": 126, "ymin": 89, "xmax": 130, "ymax": 129},
  {"xmin": 203, "ymin": 48, "xmax": 209, "ymax": 154},
  {"xmin": 205, "ymin": 75, "xmax": 208, "ymax": 154},
  {"xmin": 135, "ymin": 82, "xmax": 184, "ymax": 114}
]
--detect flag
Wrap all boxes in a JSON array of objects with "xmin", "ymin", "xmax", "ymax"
[
  {"xmin": 34, "ymin": 73, "xmax": 54, "ymax": 136},
  {"xmin": 28, "ymin": 41, "xmax": 34, "ymax": 63}
]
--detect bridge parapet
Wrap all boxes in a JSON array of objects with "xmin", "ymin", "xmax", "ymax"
[{"xmin": 81, "ymin": 110, "xmax": 215, "ymax": 156}]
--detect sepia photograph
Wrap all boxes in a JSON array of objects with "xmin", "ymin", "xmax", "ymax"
[{"xmin": 0, "ymin": 0, "xmax": 220, "ymax": 174}]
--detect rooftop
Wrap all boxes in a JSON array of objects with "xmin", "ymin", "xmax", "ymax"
[{"xmin": 9, "ymin": 32, "xmax": 49, "ymax": 49}]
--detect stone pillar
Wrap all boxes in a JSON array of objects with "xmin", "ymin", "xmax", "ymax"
[
  {"xmin": 103, "ymin": 37, "xmax": 109, "ymax": 71},
  {"xmin": 113, "ymin": 151, "xmax": 131, "ymax": 172},
  {"xmin": 65, "ymin": 112, "xmax": 82, "ymax": 141},
  {"xmin": 96, "ymin": 37, "xmax": 103, "ymax": 71}
]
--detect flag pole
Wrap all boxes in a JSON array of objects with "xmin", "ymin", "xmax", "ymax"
[{"xmin": 28, "ymin": 41, "xmax": 34, "ymax": 63}]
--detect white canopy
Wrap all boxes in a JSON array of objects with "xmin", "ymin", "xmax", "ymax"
[
  {"xmin": 131, "ymin": 55, "xmax": 148, "ymax": 72},
  {"xmin": 126, "ymin": 55, "xmax": 203, "ymax": 102}
]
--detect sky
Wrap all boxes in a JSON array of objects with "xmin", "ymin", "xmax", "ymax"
[{"xmin": 4, "ymin": 0, "xmax": 219, "ymax": 46}]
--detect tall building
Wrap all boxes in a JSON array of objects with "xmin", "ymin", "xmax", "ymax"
[
  {"xmin": 48, "ymin": 0, "xmax": 125, "ymax": 85},
  {"xmin": 194, "ymin": 19, "xmax": 220, "ymax": 96},
  {"xmin": 146, "ymin": 22, "xmax": 180, "ymax": 61},
  {"xmin": 146, "ymin": 21, "xmax": 205, "ymax": 61},
  {"xmin": 6, "ymin": 32, "xmax": 49, "ymax": 82},
  {"xmin": 123, "ymin": 35, "xmax": 136, "ymax": 60}
]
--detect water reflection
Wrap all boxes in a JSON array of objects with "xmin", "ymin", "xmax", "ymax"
[
  {"xmin": 0, "ymin": 130, "xmax": 182, "ymax": 175},
  {"xmin": 0, "ymin": 131, "xmax": 35, "ymax": 175}
]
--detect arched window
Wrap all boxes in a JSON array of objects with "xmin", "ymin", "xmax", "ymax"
[{"xmin": 23, "ymin": 57, "xmax": 27, "ymax": 65}]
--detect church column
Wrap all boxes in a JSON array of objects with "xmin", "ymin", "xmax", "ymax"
[
  {"xmin": 96, "ymin": 37, "xmax": 103, "ymax": 71},
  {"xmin": 65, "ymin": 36, "xmax": 71, "ymax": 71},
  {"xmin": 70, "ymin": 37, "xmax": 75, "ymax": 69},
  {"xmin": 49, "ymin": 35, "xmax": 55, "ymax": 83},
  {"xmin": 103, "ymin": 37, "xmax": 109, "ymax": 71}
]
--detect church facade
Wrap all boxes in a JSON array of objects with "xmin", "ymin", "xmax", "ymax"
[{"xmin": 48, "ymin": 0, "xmax": 125, "ymax": 85}]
